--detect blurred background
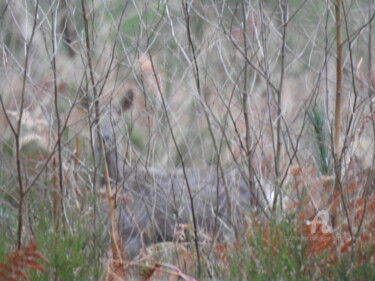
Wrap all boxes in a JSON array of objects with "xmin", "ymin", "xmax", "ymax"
[{"xmin": 0, "ymin": 0, "xmax": 374, "ymax": 280}]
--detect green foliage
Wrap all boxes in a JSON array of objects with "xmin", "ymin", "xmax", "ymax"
[
  {"xmin": 120, "ymin": 2, "xmax": 166, "ymax": 47},
  {"xmin": 328, "ymin": 248, "xmax": 375, "ymax": 281},
  {"xmin": 1, "ymin": 141, "xmax": 13, "ymax": 158},
  {"xmin": 128, "ymin": 124, "xmax": 144, "ymax": 150},
  {"xmin": 219, "ymin": 215, "xmax": 375, "ymax": 281},
  {"xmin": 308, "ymin": 106, "xmax": 330, "ymax": 174},
  {"xmin": 37, "ymin": 233, "xmax": 94, "ymax": 279},
  {"xmin": 27, "ymin": 216, "xmax": 106, "ymax": 281},
  {"xmin": 0, "ymin": 230, "xmax": 9, "ymax": 263},
  {"xmin": 222, "ymin": 217, "xmax": 309, "ymax": 281}
]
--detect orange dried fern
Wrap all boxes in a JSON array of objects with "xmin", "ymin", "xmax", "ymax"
[
  {"xmin": 0, "ymin": 239, "xmax": 48, "ymax": 281},
  {"xmin": 299, "ymin": 187, "xmax": 375, "ymax": 271},
  {"xmin": 288, "ymin": 165, "xmax": 375, "ymax": 274}
]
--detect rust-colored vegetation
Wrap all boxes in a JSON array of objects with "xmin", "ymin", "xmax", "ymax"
[{"xmin": 0, "ymin": 239, "xmax": 48, "ymax": 281}]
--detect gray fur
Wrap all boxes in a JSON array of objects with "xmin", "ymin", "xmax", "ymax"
[
  {"xmin": 101, "ymin": 120, "xmax": 272, "ymax": 259},
  {"xmin": 116, "ymin": 165, "xmax": 271, "ymax": 258}
]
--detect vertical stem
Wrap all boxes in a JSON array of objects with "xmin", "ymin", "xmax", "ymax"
[
  {"xmin": 51, "ymin": 0, "xmax": 65, "ymax": 232},
  {"xmin": 333, "ymin": 0, "xmax": 342, "ymax": 217},
  {"xmin": 240, "ymin": 0, "xmax": 255, "ymax": 205},
  {"xmin": 179, "ymin": 2, "xmax": 202, "ymax": 275},
  {"xmin": 272, "ymin": 1, "xmax": 287, "ymax": 210},
  {"xmin": 81, "ymin": 0, "xmax": 126, "ymax": 275},
  {"xmin": 16, "ymin": 175, "xmax": 24, "ymax": 249},
  {"xmin": 368, "ymin": 2, "xmax": 374, "ymax": 139},
  {"xmin": 16, "ymin": 0, "xmax": 40, "ymax": 249},
  {"xmin": 74, "ymin": 136, "xmax": 79, "ymax": 188},
  {"xmin": 53, "ymin": 157, "xmax": 59, "ymax": 232},
  {"xmin": 81, "ymin": 0, "xmax": 99, "ymax": 260}
]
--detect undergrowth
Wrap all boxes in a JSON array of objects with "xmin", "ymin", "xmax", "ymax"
[
  {"xmin": 220, "ymin": 211, "xmax": 375, "ymax": 280},
  {"xmin": 0, "ymin": 195, "xmax": 108, "ymax": 281}
]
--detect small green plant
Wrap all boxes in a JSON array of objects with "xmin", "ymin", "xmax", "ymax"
[
  {"xmin": 218, "ymin": 208, "xmax": 375, "ymax": 281},
  {"xmin": 223, "ymin": 217, "xmax": 309, "ymax": 281},
  {"xmin": 27, "ymin": 214, "xmax": 107, "ymax": 281},
  {"xmin": 308, "ymin": 106, "xmax": 330, "ymax": 174}
]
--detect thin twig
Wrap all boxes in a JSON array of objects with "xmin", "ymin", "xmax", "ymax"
[
  {"xmin": 81, "ymin": 0, "xmax": 126, "ymax": 277},
  {"xmin": 332, "ymin": 0, "xmax": 343, "ymax": 228},
  {"xmin": 50, "ymin": 0, "xmax": 65, "ymax": 233},
  {"xmin": 15, "ymin": 0, "xmax": 40, "ymax": 249},
  {"xmin": 240, "ymin": 0, "xmax": 256, "ymax": 206},
  {"xmin": 272, "ymin": 1, "xmax": 288, "ymax": 211}
]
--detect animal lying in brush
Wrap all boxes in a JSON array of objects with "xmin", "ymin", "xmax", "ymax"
[
  {"xmin": 103, "ymin": 141, "xmax": 273, "ymax": 259},
  {"xmin": 97, "ymin": 91, "xmax": 273, "ymax": 259}
]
